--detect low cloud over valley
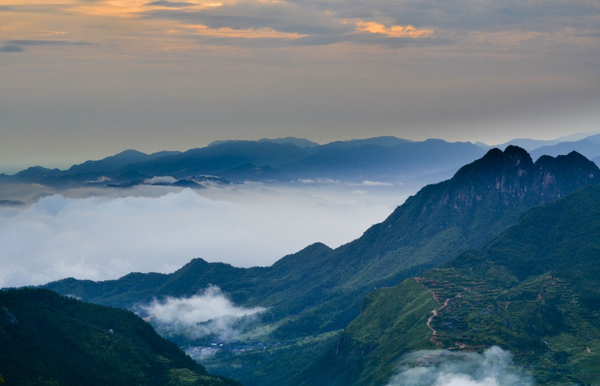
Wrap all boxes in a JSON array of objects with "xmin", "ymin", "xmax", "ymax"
[{"xmin": 138, "ymin": 285, "xmax": 266, "ymax": 341}]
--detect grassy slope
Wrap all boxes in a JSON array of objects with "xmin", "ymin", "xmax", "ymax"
[{"xmin": 300, "ymin": 184, "xmax": 600, "ymax": 386}]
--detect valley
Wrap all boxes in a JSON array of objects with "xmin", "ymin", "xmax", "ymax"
[
  {"xmin": 3, "ymin": 138, "xmax": 600, "ymax": 385},
  {"xmin": 39, "ymin": 144, "xmax": 600, "ymax": 385}
]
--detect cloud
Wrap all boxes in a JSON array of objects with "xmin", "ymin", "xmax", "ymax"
[
  {"xmin": 144, "ymin": 175, "xmax": 178, "ymax": 184},
  {"xmin": 6, "ymin": 39, "xmax": 92, "ymax": 46},
  {"xmin": 139, "ymin": 0, "xmax": 448, "ymax": 48},
  {"xmin": 386, "ymin": 346, "xmax": 534, "ymax": 386},
  {"xmin": 145, "ymin": 0, "xmax": 197, "ymax": 8},
  {"xmin": 0, "ymin": 40, "xmax": 92, "ymax": 54},
  {"xmin": 361, "ymin": 180, "xmax": 393, "ymax": 186},
  {"xmin": 0, "ymin": 45, "xmax": 23, "ymax": 53},
  {"xmin": 138, "ymin": 285, "xmax": 266, "ymax": 341},
  {"xmin": 143, "ymin": 1, "xmax": 353, "ymax": 36},
  {"xmin": 0, "ymin": 184, "xmax": 403, "ymax": 288},
  {"xmin": 355, "ymin": 22, "xmax": 434, "ymax": 38}
]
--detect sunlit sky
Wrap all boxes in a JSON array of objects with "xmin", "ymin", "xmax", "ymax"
[{"xmin": 1, "ymin": 0, "xmax": 600, "ymax": 171}]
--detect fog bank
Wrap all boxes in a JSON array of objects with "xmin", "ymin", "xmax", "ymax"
[{"xmin": 0, "ymin": 183, "xmax": 405, "ymax": 287}]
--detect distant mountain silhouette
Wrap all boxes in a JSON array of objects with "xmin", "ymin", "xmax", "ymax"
[
  {"xmin": 64, "ymin": 149, "xmax": 181, "ymax": 175},
  {"xmin": 530, "ymin": 136, "xmax": 600, "ymax": 160},
  {"xmin": 3, "ymin": 137, "xmax": 489, "ymax": 186},
  {"xmin": 495, "ymin": 131, "xmax": 600, "ymax": 151},
  {"xmin": 209, "ymin": 137, "xmax": 320, "ymax": 148}
]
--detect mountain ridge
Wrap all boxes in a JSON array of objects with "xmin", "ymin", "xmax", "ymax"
[
  {"xmin": 1, "ymin": 137, "xmax": 487, "ymax": 186},
  {"xmin": 44, "ymin": 147, "xmax": 599, "ymax": 334},
  {"xmin": 299, "ymin": 183, "xmax": 600, "ymax": 386},
  {"xmin": 41, "ymin": 147, "xmax": 600, "ymax": 386}
]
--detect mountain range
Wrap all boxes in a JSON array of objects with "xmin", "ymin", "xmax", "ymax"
[
  {"xmin": 44, "ymin": 146, "xmax": 600, "ymax": 385},
  {"xmin": 495, "ymin": 131, "xmax": 600, "ymax": 151},
  {"xmin": 3, "ymin": 134, "xmax": 600, "ymax": 193},
  {"xmin": 0, "ymin": 137, "xmax": 486, "ymax": 188}
]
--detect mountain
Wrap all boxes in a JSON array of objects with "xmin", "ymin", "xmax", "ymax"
[
  {"xmin": 298, "ymin": 183, "xmax": 600, "ymax": 386},
  {"xmin": 43, "ymin": 147, "xmax": 600, "ymax": 386},
  {"xmin": 121, "ymin": 138, "xmax": 487, "ymax": 184},
  {"xmin": 495, "ymin": 138, "xmax": 560, "ymax": 151},
  {"xmin": 280, "ymin": 139, "xmax": 486, "ymax": 182},
  {"xmin": 121, "ymin": 141, "xmax": 311, "ymax": 180},
  {"xmin": 530, "ymin": 136, "xmax": 600, "ymax": 161},
  {"xmin": 208, "ymin": 137, "xmax": 320, "ymax": 148},
  {"xmin": 8, "ymin": 135, "xmax": 600, "ymax": 189},
  {"xmin": 555, "ymin": 131, "xmax": 600, "ymax": 142},
  {"xmin": 0, "ymin": 288, "xmax": 240, "ymax": 386},
  {"xmin": 262, "ymin": 147, "xmax": 600, "ymax": 336},
  {"xmin": 46, "ymin": 147, "xmax": 600, "ymax": 330},
  {"xmin": 64, "ymin": 149, "xmax": 181, "ymax": 175},
  {"xmin": 9, "ymin": 166, "xmax": 62, "ymax": 183},
  {"xmin": 3, "ymin": 137, "xmax": 487, "ymax": 187},
  {"xmin": 257, "ymin": 137, "xmax": 320, "ymax": 148},
  {"xmin": 494, "ymin": 132, "xmax": 600, "ymax": 152},
  {"xmin": 220, "ymin": 163, "xmax": 291, "ymax": 182},
  {"xmin": 319, "ymin": 136, "xmax": 413, "ymax": 148}
]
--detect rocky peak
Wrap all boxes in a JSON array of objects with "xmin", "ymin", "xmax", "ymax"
[
  {"xmin": 447, "ymin": 147, "xmax": 598, "ymax": 208},
  {"xmin": 533, "ymin": 151, "xmax": 599, "ymax": 202}
]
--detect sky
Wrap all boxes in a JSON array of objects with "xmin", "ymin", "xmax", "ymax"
[{"xmin": 1, "ymin": 0, "xmax": 600, "ymax": 171}]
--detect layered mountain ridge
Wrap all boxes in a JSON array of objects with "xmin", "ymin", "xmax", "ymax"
[
  {"xmin": 46, "ymin": 147, "xmax": 599, "ymax": 329},
  {"xmin": 42, "ymin": 147, "xmax": 600, "ymax": 386},
  {"xmin": 0, "ymin": 137, "xmax": 488, "ymax": 188}
]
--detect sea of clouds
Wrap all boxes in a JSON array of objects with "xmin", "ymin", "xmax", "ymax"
[{"xmin": 0, "ymin": 183, "xmax": 405, "ymax": 287}]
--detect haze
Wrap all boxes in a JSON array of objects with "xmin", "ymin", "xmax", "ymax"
[{"xmin": 1, "ymin": 0, "xmax": 599, "ymax": 170}]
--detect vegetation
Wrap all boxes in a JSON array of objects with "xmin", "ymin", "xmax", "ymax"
[
  {"xmin": 43, "ymin": 147, "xmax": 600, "ymax": 385},
  {"xmin": 45, "ymin": 148, "xmax": 600, "ymax": 334},
  {"xmin": 203, "ymin": 331, "xmax": 342, "ymax": 386},
  {"xmin": 300, "ymin": 184, "xmax": 600, "ymax": 386},
  {"xmin": 0, "ymin": 289, "xmax": 240, "ymax": 386}
]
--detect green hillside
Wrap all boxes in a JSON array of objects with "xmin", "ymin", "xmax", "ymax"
[
  {"xmin": 0, "ymin": 288, "xmax": 240, "ymax": 386},
  {"xmin": 300, "ymin": 184, "xmax": 600, "ymax": 386},
  {"xmin": 46, "ymin": 148, "xmax": 600, "ymax": 333},
  {"xmin": 43, "ymin": 147, "xmax": 600, "ymax": 385}
]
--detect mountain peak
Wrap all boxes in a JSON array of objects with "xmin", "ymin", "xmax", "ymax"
[
  {"xmin": 379, "ymin": 146, "xmax": 598, "ymax": 252},
  {"xmin": 114, "ymin": 149, "xmax": 147, "ymax": 157},
  {"xmin": 503, "ymin": 144, "xmax": 531, "ymax": 159},
  {"xmin": 452, "ymin": 146, "xmax": 534, "ymax": 186}
]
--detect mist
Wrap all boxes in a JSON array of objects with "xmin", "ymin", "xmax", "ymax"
[
  {"xmin": 386, "ymin": 346, "xmax": 534, "ymax": 386},
  {"xmin": 0, "ymin": 182, "xmax": 406, "ymax": 288},
  {"xmin": 138, "ymin": 285, "xmax": 266, "ymax": 341}
]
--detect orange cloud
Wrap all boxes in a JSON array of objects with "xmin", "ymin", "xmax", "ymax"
[
  {"xmin": 355, "ymin": 21, "xmax": 433, "ymax": 38},
  {"xmin": 185, "ymin": 24, "xmax": 306, "ymax": 39}
]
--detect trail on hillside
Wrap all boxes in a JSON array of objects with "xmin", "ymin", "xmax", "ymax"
[{"xmin": 426, "ymin": 293, "xmax": 461, "ymax": 345}]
